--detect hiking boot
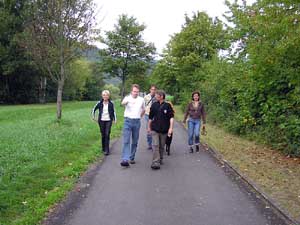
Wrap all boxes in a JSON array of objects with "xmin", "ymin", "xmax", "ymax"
[
  {"xmin": 120, "ymin": 161, "xmax": 130, "ymax": 167},
  {"xmin": 151, "ymin": 162, "xmax": 160, "ymax": 170},
  {"xmin": 189, "ymin": 147, "xmax": 194, "ymax": 153},
  {"xmin": 196, "ymin": 145, "xmax": 200, "ymax": 152},
  {"xmin": 129, "ymin": 159, "xmax": 136, "ymax": 164}
]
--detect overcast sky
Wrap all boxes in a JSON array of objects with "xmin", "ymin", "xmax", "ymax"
[{"xmin": 94, "ymin": 0, "xmax": 255, "ymax": 55}]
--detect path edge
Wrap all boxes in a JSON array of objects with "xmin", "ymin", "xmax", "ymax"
[
  {"xmin": 177, "ymin": 121, "xmax": 299, "ymax": 225},
  {"xmin": 41, "ymin": 138, "xmax": 120, "ymax": 225}
]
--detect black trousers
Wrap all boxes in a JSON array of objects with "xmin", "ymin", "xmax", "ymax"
[{"xmin": 99, "ymin": 120, "xmax": 112, "ymax": 153}]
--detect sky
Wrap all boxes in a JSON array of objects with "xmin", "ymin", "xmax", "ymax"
[{"xmin": 94, "ymin": 0, "xmax": 255, "ymax": 55}]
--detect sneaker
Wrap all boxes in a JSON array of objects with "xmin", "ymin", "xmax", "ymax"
[
  {"xmin": 189, "ymin": 147, "xmax": 194, "ymax": 153},
  {"xmin": 129, "ymin": 159, "xmax": 136, "ymax": 164},
  {"xmin": 104, "ymin": 151, "xmax": 110, "ymax": 156},
  {"xmin": 151, "ymin": 162, "xmax": 160, "ymax": 170},
  {"xmin": 196, "ymin": 145, "xmax": 199, "ymax": 152},
  {"xmin": 120, "ymin": 161, "xmax": 130, "ymax": 167}
]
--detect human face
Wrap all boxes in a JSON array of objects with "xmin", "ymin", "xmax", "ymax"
[
  {"xmin": 102, "ymin": 93, "xmax": 109, "ymax": 101},
  {"xmin": 150, "ymin": 86, "xmax": 156, "ymax": 96},
  {"xmin": 155, "ymin": 93, "xmax": 163, "ymax": 103},
  {"xmin": 131, "ymin": 87, "xmax": 139, "ymax": 98},
  {"xmin": 193, "ymin": 93, "xmax": 199, "ymax": 101}
]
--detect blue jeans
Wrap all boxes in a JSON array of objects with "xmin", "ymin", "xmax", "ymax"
[
  {"xmin": 188, "ymin": 118, "xmax": 201, "ymax": 146},
  {"xmin": 144, "ymin": 114, "xmax": 152, "ymax": 147},
  {"xmin": 122, "ymin": 118, "xmax": 141, "ymax": 161}
]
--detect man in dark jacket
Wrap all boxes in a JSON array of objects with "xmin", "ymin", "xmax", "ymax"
[{"xmin": 147, "ymin": 90, "xmax": 174, "ymax": 169}]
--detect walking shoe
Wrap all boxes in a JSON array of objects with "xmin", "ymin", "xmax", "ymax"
[
  {"xmin": 159, "ymin": 159, "xmax": 163, "ymax": 165},
  {"xmin": 196, "ymin": 145, "xmax": 200, "ymax": 152},
  {"xmin": 129, "ymin": 159, "xmax": 136, "ymax": 164},
  {"xmin": 189, "ymin": 147, "xmax": 194, "ymax": 153},
  {"xmin": 120, "ymin": 161, "xmax": 130, "ymax": 167},
  {"xmin": 147, "ymin": 146, "xmax": 152, "ymax": 150},
  {"xmin": 104, "ymin": 151, "xmax": 110, "ymax": 156},
  {"xmin": 151, "ymin": 162, "xmax": 160, "ymax": 170}
]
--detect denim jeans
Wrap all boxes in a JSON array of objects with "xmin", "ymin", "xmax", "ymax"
[
  {"xmin": 188, "ymin": 118, "xmax": 201, "ymax": 146},
  {"xmin": 122, "ymin": 118, "xmax": 141, "ymax": 161},
  {"xmin": 144, "ymin": 114, "xmax": 152, "ymax": 147},
  {"xmin": 99, "ymin": 120, "xmax": 112, "ymax": 153}
]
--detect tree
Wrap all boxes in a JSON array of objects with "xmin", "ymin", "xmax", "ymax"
[
  {"xmin": 22, "ymin": 0, "xmax": 97, "ymax": 119},
  {"xmin": 99, "ymin": 14, "xmax": 156, "ymax": 98}
]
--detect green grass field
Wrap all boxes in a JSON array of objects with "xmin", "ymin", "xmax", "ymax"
[
  {"xmin": 0, "ymin": 101, "xmax": 124, "ymax": 225},
  {"xmin": 174, "ymin": 105, "xmax": 300, "ymax": 221}
]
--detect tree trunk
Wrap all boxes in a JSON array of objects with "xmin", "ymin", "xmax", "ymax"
[
  {"xmin": 56, "ymin": 80, "xmax": 64, "ymax": 120},
  {"xmin": 39, "ymin": 76, "xmax": 47, "ymax": 104},
  {"xmin": 121, "ymin": 72, "xmax": 126, "ymax": 99}
]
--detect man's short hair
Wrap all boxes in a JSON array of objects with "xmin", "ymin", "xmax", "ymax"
[
  {"xmin": 131, "ymin": 84, "xmax": 140, "ymax": 90},
  {"xmin": 150, "ymin": 84, "xmax": 157, "ymax": 89},
  {"xmin": 156, "ymin": 90, "xmax": 166, "ymax": 99}
]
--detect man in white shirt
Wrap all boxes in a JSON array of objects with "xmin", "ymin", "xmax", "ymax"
[
  {"xmin": 144, "ymin": 85, "xmax": 157, "ymax": 150},
  {"xmin": 120, "ymin": 84, "xmax": 145, "ymax": 167}
]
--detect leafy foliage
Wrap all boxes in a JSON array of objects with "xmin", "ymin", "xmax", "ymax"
[{"xmin": 99, "ymin": 14, "xmax": 156, "ymax": 97}]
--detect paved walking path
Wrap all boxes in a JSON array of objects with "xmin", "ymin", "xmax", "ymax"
[{"xmin": 63, "ymin": 120, "xmax": 287, "ymax": 225}]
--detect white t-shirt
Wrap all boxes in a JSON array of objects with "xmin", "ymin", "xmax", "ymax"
[
  {"xmin": 101, "ymin": 103, "xmax": 110, "ymax": 121},
  {"xmin": 123, "ymin": 95, "xmax": 145, "ymax": 119}
]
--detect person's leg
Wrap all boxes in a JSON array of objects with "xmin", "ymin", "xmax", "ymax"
[
  {"xmin": 145, "ymin": 114, "xmax": 152, "ymax": 149},
  {"xmin": 130, "ymin": 119, "xmax": 141, "ymax": 161},
  {"xmin": 121, "ymin": 118, "xmax": 132, "ymax": 163},
  {"xmin": 194, "ymin": 120, "xmax": 201, "ymax": 152},
  {"xmin": 151, "ymin": 131, "xmax": 160, "ymax": 169},
  {"xmin": 188, "ymin": 119, "xmax": 195, "ymax": 152},
  {"xmin": 104, "ymin": 121, "xmax": 112, "ymax": 154},
  {"xmin": 99, "ymin": 121, "xmax": 105, "ymax": 152},
  {"xmin": 159, "ymin": 133, "xmax": 167, "ymax": 164}
]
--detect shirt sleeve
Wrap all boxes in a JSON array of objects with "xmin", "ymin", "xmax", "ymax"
[
  {"xmin": 149, "ymin": 104, "xmax": 154, "ymax": 120},
  {"xmin": 121, "ymin": 96, "xmax": 129, "ymax": 105},
  {"xmin": 168, "ymin": 104, "xmax": 174, "ymax": 118},
  {"xmin": 112, "ymin": 102, "xmax": 117, "ymax": 122},
  {"xmin": 91, "ymin": 101, "xmax": 100, "ymax": 118}
]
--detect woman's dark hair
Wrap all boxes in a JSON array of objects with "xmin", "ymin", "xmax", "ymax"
[
  {"xmin": 156, "ymin": 90, "xmax": 166, "ymax": 99},
  {"xmin": 192, "ymin": 91, "xmax": 200, "ymax": 101}
]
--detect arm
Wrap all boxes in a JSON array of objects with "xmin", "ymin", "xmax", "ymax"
[
  {"xmin": 121, "ymin": 96, "xmax": 129, "ymax": 106},
  {"xmin": 168, "ymin": 104, "xmax": 174, "ymax": 135},
  {"xmin": 168, "ymin": 118, "xmax": 174, "ymax": 136},
  {"xmin": 91, "ymin": 101, "xmax": 100, "ymax": 120},
  {"xmin": 112, "ymin": 102, "xmax": 117, "ymax": 123},
  {"xmin": 201, "ymin": 103, "xmax": 206, "ymax": 127},
  {"xmin": 140, "ymin": 99, "xmax": 146, "ymax": 118}
]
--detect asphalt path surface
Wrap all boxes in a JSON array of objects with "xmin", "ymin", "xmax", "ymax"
[{"xmin": 63, "ymin": 120, "xmax": 288, "ymax": 225}]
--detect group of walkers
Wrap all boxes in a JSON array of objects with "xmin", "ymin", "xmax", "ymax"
[{"xmin": 91, "ymin": 84, "xmax": 206, "ymax": 170}]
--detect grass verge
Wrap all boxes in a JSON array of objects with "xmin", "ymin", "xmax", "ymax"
[
  {"xmin": 0, "ymin": 101, "xmax": 124, "ymax": 225},
  {"xmin": 174, "ymin": 105, "xmax": 300, "ymax": 222}
]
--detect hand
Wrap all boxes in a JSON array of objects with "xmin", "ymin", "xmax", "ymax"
[
  {"xmin": 147, "ymin": 128, "xmax": 152, "ymax": 134},
  {"xmin": 113, "ymin": 120, "xmax": 117, "ymax": 124},
  {"xmin": 202, "ymin": 125, "xmax": 206, "ymax": 129},
  {"xmin": 168, "ymin": 128, "xmax": 173, "ymax": 136},
  {"xmin": 182, "ymin": 120, "xmax": 186, "ymax": 124}
]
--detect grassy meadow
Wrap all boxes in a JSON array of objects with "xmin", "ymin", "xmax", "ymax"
[
  {"xmin": 0, "ymin": 101, "xmax": 124, "ymax": 225},
  {"xmin": 174, "ymin": 105, "xmax": 300, "ymax": 221}
]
